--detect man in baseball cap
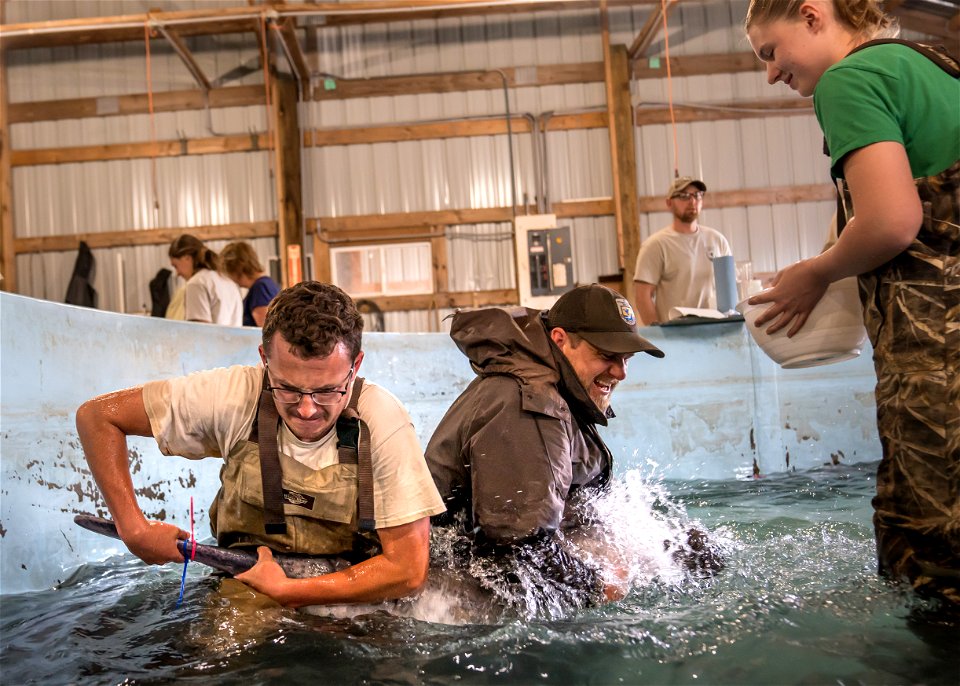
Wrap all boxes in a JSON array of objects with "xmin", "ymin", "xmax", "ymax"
[
  {"xmin": 634, "ymin": 175, "xmax": 732, "ymax": 325},
  {"xmin": 667, "ymin": 175, "xmax": 707, "ymax": 198},
  {"xmin": 425, "ymin": 284, "xmax": 665, "ymax": 613}
]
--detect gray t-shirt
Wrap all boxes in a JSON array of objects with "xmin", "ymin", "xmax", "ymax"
[{"xmin": 633, "ymin": 224, "xmax": 731, "ymax": 322}]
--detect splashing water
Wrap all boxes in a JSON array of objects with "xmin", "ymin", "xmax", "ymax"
[{"xmin": 324, "ymin": 468, "xmax": 730, "ymax": 625}]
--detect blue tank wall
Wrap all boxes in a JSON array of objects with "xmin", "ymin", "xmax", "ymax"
[{"xmin": 0, "ymin": 293, "xmax": 880, "ymax": 593}]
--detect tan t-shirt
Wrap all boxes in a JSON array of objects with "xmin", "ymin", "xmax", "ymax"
[
  {"xmin": 142, "ymin": 365, "xmax": 445, "ymax": 529},
  {"xmin": 633, "ymin": 224, "xmax": 732, "ymax": 323}
]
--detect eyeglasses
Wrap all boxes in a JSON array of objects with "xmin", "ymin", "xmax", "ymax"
[
  {"xmin": 264, "ymin": 363, "xmax": 355, "ymax": 406},
  {"xmin": 672, "ymin": 191, "xmax": 704, "ymax": 201}
]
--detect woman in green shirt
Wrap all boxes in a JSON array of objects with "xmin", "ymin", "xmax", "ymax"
[{"xmin": 745, "ymin": 0, "xmax": 959, "ymax": 604}]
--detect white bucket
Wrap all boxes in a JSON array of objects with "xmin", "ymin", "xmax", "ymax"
[{"xmin": 737, "ymin": 277, "xmax": 868, "ymax": 369}]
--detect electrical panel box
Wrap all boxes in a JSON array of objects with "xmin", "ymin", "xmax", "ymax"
[
  {"xmin": 514, "ymin": 214, "xmax": 576, "ymax": 309},
  {"xmin": 527, "ymin": 227, "xmax": 573, "ymax": 297}
]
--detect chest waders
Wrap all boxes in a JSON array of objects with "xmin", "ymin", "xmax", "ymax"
[
  {"xmin": 829, "ymin": 40, "xmax": 960, "ymax": 603},
  {"xmin": 210, "ymin": 375, "xmax": 380, "ymax": 562}
]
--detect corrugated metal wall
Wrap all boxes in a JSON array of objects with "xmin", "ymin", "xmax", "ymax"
[{"xmin": 5, "ymin": 0, "xmax": 841, "ymax": 330}]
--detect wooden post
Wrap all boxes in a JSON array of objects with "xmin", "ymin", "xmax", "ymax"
[
  {"xmin": 0, "ymin": 50, "xmax": 15, "ymax": 293},
  {"xmin": 270, "ymin": 73, "xmax": 304, "ymax": 287},
  {"xmin": 601, "ymin": 5, "xmax": 640, "ymax": 301},
  {"xmin": 312, "ymin": 231, "xmax": 332, "ymax": 284},
  {"xmin": 430, "ymin": 228, "xmax": 449, "ymax": 292}
]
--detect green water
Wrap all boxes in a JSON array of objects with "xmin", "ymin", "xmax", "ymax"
[{"xmin": 2, "ymin": 462, "xmax": 957, "ymax": 685}]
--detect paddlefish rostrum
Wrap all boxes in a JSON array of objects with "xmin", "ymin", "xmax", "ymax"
[{"xmin": 74, "ymin": 513, "xmax": 351, "ymax": 578}]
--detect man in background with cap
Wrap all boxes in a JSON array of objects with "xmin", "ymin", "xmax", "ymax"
[
  {"xmin": 425, "ymin": 284, "xmax": 665, "ymax": 613},
  {"xmin": 634, "ymin": 176, "xmax": 732, "ymax": 324}
]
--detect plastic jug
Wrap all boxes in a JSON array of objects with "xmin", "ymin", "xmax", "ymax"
[{"xmin": 712, "ymin": 255, "xmax": 738, "ymax": 314}]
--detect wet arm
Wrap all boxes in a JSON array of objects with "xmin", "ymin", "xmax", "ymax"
[
  {"xmin": 75, "ymin": 388, "xmax": 188, "ymax": 564},
  {"xmin": 236, "ymin": 517, "xmax": 430, "ymax": 607}
]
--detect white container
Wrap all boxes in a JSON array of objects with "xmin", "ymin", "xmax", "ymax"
[{"xmin": 736, "ymin": 277, "xmax": 868, "ymax": 369}]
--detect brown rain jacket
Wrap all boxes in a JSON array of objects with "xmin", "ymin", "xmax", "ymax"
[{"xmin": 426, "ymin": 306, "xmax": 614, "ymax": 544}]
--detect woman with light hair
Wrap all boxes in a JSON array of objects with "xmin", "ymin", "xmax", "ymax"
[
  {"xmin": 220, "ymin": 241, "xmax": 281, "ymax": 327},
  {"xmin": 745, "ymin": 0, "xmax": 959, "ymax": 602},
  {"xmin": 168, "ymin": 234, "xmax": 243, "ymax": 327}
]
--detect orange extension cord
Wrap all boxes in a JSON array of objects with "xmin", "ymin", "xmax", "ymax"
[
  {"xmin": 144, "ymin": 20, "xmax": 160, "ymax": 218},
  {"xmin": 660, "ymin": 0, "xmax": 680, "ymax": 179}
]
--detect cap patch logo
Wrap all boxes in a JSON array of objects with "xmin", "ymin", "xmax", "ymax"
[{"xmin": 615, "ymin": 297, "xmax": 636, "ymax": 326}]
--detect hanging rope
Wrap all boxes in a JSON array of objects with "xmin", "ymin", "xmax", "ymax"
[
  {"xmin": 260, "ymin": 13, "xmax": 275, "ymax": 155},
  {"xmin": 660, "ymin": 0, "xmax": 679, "ymax": 178},
  {"xmin": 144, "ymin": 19, "xmax": 160, "ymax": 220}
]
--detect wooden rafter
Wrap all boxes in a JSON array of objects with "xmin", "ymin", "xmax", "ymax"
[
  {"xmin": 635, "ymin": 97, "xmax": 812, "ymax": 124},
  {"xmin": 627, "ymin": 0, "xmax": 678, "ymax": 61},
  {"xmin": 155, "ymin": 25, "xmax": 212, "ymax": 91},
  {"xmin": 273, "ymin": 19, "xmax": 311, "ymax": 94}
]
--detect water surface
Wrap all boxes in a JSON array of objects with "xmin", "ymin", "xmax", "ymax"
[{"xmin": 2, "ymin": 461, "xmax": 957, "ymax": 685}]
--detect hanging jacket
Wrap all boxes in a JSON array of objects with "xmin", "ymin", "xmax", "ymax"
[
  {"xmin": 148, "ymin": 268, "xmax": 172, "ymax": 317},
  {"xmin": 426, "ymin": 306, "xmax": 613, "ymax": 544},
  {"xmin": 64, "ymin": 241, "xmax": 97, "ymax": 308}
]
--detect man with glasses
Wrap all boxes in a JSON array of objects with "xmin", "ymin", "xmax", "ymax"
[
  {"xmin": 76, "ymin": 281, "xmax": 445, "ymax": 607},
  {"xmin": 425, "ymin": 285, "xmax": 667, "ymax": 613},
  {"xmin": 633, "ymin": 176, "xmax": 732, "ymax": 324}
]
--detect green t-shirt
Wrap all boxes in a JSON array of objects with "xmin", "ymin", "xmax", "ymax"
[{"xmin": 814, "ymin": 43, "xmax": 960, "ymax": 179}]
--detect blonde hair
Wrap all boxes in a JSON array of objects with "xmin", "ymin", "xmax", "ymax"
[
  {"xmin": 745, "ymin": 0, "xmax": 898, "ymax": 39},
  {"xmin": 220, "ymin": 241, "xmax": 264, "ymax": 279}
]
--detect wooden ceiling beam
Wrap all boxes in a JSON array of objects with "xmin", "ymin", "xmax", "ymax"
[
  {"xmin": 8, "ymin": 53, "xmax": 763, "ymax": 125},
  {"xmin": 13, "ymin": 220, "xmax": 277, "ymax": 254},
  {"xmin": 7, "ymin": 85, "xmax": 264, "ymax": 124},
  {"xmin": 633, "ymin": 51, "xmax": 761, "ymax": 78},
  {"xmin": 0, "ymin": 15, "xmax": 259, "ymax": 51},
  {"xmin": 314, "ymin": 0, "xmax": 648, "ymax": 25},
  {"xmin": 0, "ymin": 1, "xmax": 655, "ymax": 51},
  {"xmin": 635, "ymin": 97, "xmax": 812, "ymax": 125}
]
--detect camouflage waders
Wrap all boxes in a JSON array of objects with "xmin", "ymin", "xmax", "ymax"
[{"xmin": 840, "ymin": 160, "xmax": 960, "ymax": 602}]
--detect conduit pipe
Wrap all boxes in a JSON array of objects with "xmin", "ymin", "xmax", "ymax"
[
  {"xmin": 521, "ymin": 113, "xmax": 543, "ymax": 214},
  {"xmin": 490, "ymin": 69, "xmax": 519, "ymax": 219},
  {"xmin": 538, "ymin": 111, "xmax": 554, "ymax": 213}
]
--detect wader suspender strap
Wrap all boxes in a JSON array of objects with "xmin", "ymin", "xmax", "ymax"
[
  {"xmin": 249, "ymin": 374, "xmax": 375, "ymax": 536},
  {"xmin": 335, "ymin": 378, "xmax": 376, "ymax": 532},
  {"xmin": 847, "ymin": 39, "xmax": 959, "ymax": 77},
  {"xmin": 824, "ymin": 40, "xmax": 960, "ymax": 232},
  {"xmin": 251, "ymin": 372, "xmax": 287, "ymax": 535}
]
